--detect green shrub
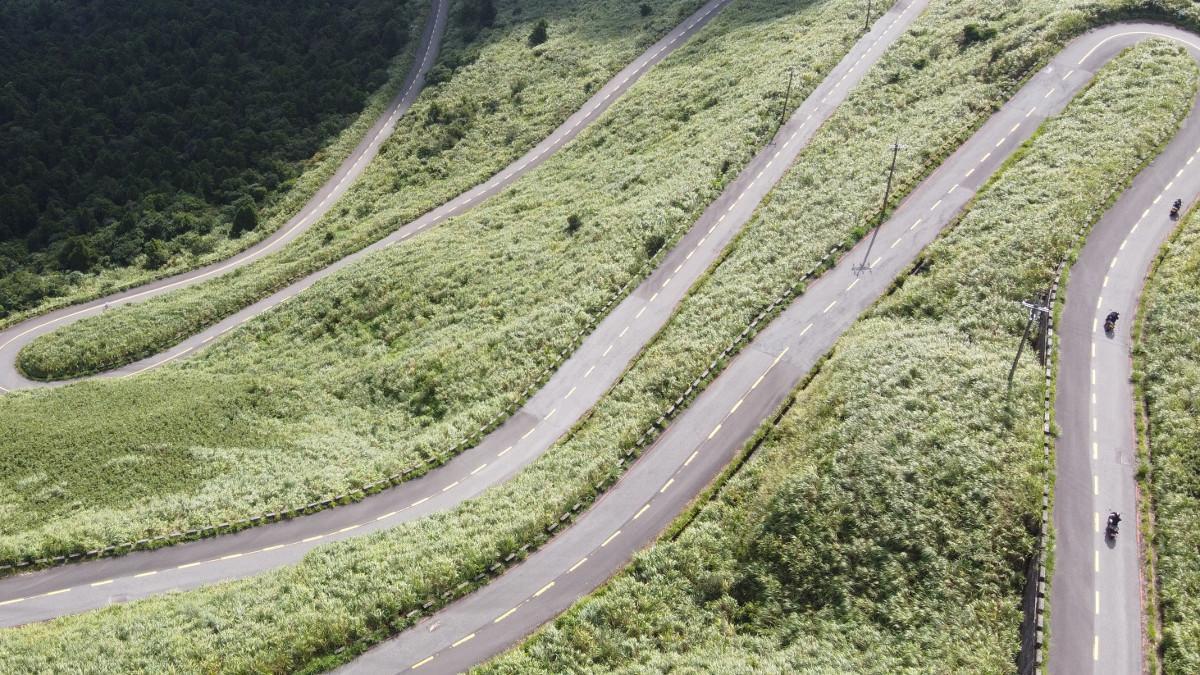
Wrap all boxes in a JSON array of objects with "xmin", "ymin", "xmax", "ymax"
[{"xmin": 528, "ymin": 19, "xmax": 549, "ymax": 47}]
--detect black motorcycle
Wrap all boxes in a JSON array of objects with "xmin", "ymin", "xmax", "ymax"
[
  {"xmin": 1106, "ymin": 511, "xmax": 1121, "ymax": 541},
  {"xmin": 1171, "ymin": 198, "xmax": 1183, "ymax": 220},
  {"xmin": 1104, "ymin": 310, "xmax": 1119, "ymax": 335}
]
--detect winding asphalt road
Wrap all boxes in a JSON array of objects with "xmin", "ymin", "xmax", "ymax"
[
  {"xmin": 1, "ymin": 10, "xmax": 1188, "ymax": 675},
  {"xmin": 0, "ymin": 0, "xmax": 731, "ymax": 391},
  {"xmin": 0, "ymin": 0, "xmax": 448, "ymax": 391},
  {"xmin": 0, "ymin": 0, "xmax": 745, "ymax": 622},
  {"xmin": 342, "ymin": 23, "xmax": 1200, "ymax": 675},
  {"xmin": 1050, "ymin": 25, "xmax": 1200, "ymax": 675}
]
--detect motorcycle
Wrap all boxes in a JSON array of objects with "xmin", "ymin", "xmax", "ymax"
[
  {"xmin": 1106, "ymin": 511, "xmax": 1121, "ymax": 540},
  {"xmin": 1104, "ymin": 310, "xmax": 1119, "ymax": 335},
  {"xmin": 1171, "ymin": 198, "xmax": 1182, "ymax": 220}
]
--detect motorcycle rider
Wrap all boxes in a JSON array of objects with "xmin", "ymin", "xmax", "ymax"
[
  {"xmin": 1105, "ymin": 310, "xmax": 1119, "ymax": 331},
  {"xmin": 1107, "ymin": 511, "xmax": 1121, "ymax": 535}
]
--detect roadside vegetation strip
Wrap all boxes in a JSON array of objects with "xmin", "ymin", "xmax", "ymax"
[
  {"xmin": 0, "ymin": 0, "xmax": 870, "ymax": 568},
  {"xmin": 12, "ymin": 0, "xmax": 711, "ymax": 381},
  {"xmin": 0, "ymin": 0, "xmax": 430, "ymax": 329},
  {"xmin": 1137, "ymin": 206, "xmax": 1200, "ymax": 673},
  {"xmin": 0, "ymin": 7, "xmax": 1193, "ymax": 674},
  {"xmin": 479, "ymin": 40, "xmax": 1198, "ymax": 674}
]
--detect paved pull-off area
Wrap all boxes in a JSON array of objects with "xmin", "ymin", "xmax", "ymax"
[{"xmin": 341, "ymin": 22, "xmax": 1200, "ymax": 675}]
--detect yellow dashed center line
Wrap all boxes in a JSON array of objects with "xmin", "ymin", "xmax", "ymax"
[
  {"xmin": 442, "ymin": 481, "xmax": 460, "ymax": 492},
  {"xmin": 471, "ymin": 463, "xmax": 488, "ymax": 476},
  {"xmin": 634, "ymin": 503, "xmax": 651, "ymax": 520},
  {"xmin": 707, "ymin": 425, "xmax": 721, "ymax": 440},
  {"xmin": 534, "ymin": 581, "xmax": 555, "ymax": 597},
  {"xmin": 411, "ymin": 655, "xmax": 434, "ymax": 670},
  {"xmin": 91, "ymin": 579, "xmax": 114, "ymax": 587},
  {"xmin": 452, "ymin": 633, "xmax": 476, "ymax": 648},
  {"xmin": 685, "ymin": 450, "xmax": 699, "ymax": 466},
  {"xmin": 569, "ymin": 557, "xmax": 588, "ymax": 573},
  {"xmin": 134, "ymin": 571, "xmax": 157, "ymax": 578},
  {"xmin": 601, "ymin": 530, "xmax": 622, "ymax": 547},
  {"xmin": 494, "ymin": 607, "xmax": 518, "ymax": 623}
]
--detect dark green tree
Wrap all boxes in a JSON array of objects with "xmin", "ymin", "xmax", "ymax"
[
  {"xmin": 58, "ymin": 238, "xmax": 96, "ymax": 271},
  {"xmin": 143, "ymin": 239, "xmax": 170, "ymax": 269},
  {"xmin": 566, "ymin": 213, "xmax": 582, "ymax": 234},
  {"xmin": 230, "ymin": 198, "xmax": 259, "ymax": 238},
  {"xmin": 528, "ymin": 19, "xmax": 549, "ymax": 47}
]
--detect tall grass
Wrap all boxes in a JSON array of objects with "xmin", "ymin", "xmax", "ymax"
[
  {"xmin": 0, "ymin": 0, "xmax": 873, "ymax": 565},
  {"xmin": 14, "ymin": 0, "xmax": 709, "ymax": 379},
  {"xmin": 481, "ymin": 39, "xmax": 1199, "ymax": 674},
  {"xmin": 0, "ymin": 8, "xmax": 1194, "ymax": 674},
  {"xmin": 1139, "ymin": 207, "xmax": 1200, "ymax": 672}
]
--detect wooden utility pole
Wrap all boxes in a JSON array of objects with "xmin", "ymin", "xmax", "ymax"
[
  {"xmin": 779, "ymin": 68, "xmax": 795, "ymax": 129},
  {"xmin": 855, "ymin": 138, "xmax": 906, "ymax": 273},
  {"xmin": 1009, "ymin": 295, "xmax": 1051, "ymax": 390}
]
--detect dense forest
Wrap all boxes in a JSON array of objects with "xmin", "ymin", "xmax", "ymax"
[{"xmin": 0, "ymin": 0, "xmax": 418, "ymax": 318}]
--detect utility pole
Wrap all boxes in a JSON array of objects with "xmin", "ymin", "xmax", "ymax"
[
  {"xmin": 854, "ymin": 138, "xmax": 906, "ymax": 273},
  {"xmin": 779, "ymin": 68, "xmax": 795, "ymax": 129},
  {"xmin": 865, "ymin": 0, "xmax": 873, "ymax": 32},
  {"xmin": 1009, "ymin": 295, "xmax": 1051, "ymax": 390}
]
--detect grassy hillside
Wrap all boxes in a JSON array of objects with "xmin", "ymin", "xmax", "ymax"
[
  {"xmin": 481, "ymin": 39, "xmax": 1198, "ymax": 673},
  {"xmin": 0, "ymin": 0, "xmax": 868, "ymax": 565},
  {"xmin": 1139, "ymin": 208, "xmax": 1200, "ymax": 671},
  {"xmin": 14, "ymin": 0, "xmax": 708, "ymax": 379},
  {"xmin": 1, "ymin": 5, "xmax": 1195, "ymax": 674},
  {"xmin": 0, "ymin": 0, "xmax": 423, "ymax": 320}
]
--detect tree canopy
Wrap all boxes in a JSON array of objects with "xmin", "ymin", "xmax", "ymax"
[{"xmin": 0, "ymin": 0, "xmax": 417, "ymax": 317}]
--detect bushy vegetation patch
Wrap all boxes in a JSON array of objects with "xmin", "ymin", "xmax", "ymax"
[
  {"xmin": 0, "ymin": 0, "xmax": 423, "ymax": 320},
  {"xmin": 15, "ymin": 0, "xmax": 708, "ymax": 378},
  {"xmin": 1140, "ymin": 208, "xmax": 1200, "ymax": 672},
  {"xmin": 0, "ymin": 11, "xmax": 1193, "ymax": 675},
  {"xmin": 481, "ymin": 39, "xmax": 1198, "ymax": 673},
  {"xmin": 0, "ymin": 0, "xmax": 868, "ymax": 565}
]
